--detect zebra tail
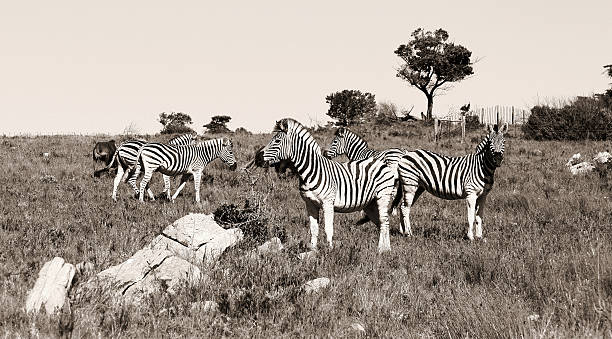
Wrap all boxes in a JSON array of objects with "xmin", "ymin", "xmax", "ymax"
[{"xmin": 93, "ymin": 148, "xmax": 119, "ymax": 178}]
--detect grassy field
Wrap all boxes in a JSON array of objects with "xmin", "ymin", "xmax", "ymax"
[{"xmin": 1, "ymin": 121, "xmax": 611, "ymax": 338}]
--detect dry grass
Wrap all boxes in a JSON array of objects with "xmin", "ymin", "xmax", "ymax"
[{"xmin": 1, "ymin": 122, "xmax": 611, "ymax": 338}]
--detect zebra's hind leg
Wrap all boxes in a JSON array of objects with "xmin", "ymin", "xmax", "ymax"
[
  {"xmin": 399, "ymin": 185, "xmax": 423, "ymax": 236},
  {"xmin": 465, "ymin": 194, "xmax": 478, "ymax": 240},
  {"xmin": 305, "ymin": 201, "xmax": 320, "ymax": 250},
  {"xmin": 475, "ymin": 194, "xmax": 488, "ymax": 239},
  {"xmin": 139, "ymin": 168, "xmax": 155, "ymax": 202},
  {"xmin": 112, "ymin": 165, "xmax": 125, "ymax": 201},
  {"xmin": 162, "ymin": 175, "xmax": 172, "ymax": 200},
  {"xmin": 128, "ymin": 166, "xmax": 153, "ymax": 200},
  {"xmin": 365, "ymin": 198, "xmax": 390, "ymax": 253}
]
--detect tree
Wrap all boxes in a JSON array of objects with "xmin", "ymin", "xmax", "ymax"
[
  {"xmin": 158, "ymin": 112, "xmax": 194, "ymax": 134},
  {"xmin": 395, "ymin": 28, "xmax": 474, "ymax": 121},
  {"xmin": 325, "ymin": 89, "xmax": 377, "ymax": 126},
  {"xmin": 203, "ymin": 115, "xmax": 232, "ymax": 133}
]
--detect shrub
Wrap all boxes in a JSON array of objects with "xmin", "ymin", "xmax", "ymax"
[
  {"xmin": 522, "ymin": 96, "xmax": 612, "ymax": 140},
  {"xmin": 213, "ymin": 200, "xmax": 269, "ymax": 244}
]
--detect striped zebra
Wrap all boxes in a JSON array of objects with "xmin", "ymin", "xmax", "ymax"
[
  {"xmin": 396, "ymin": 123, "xmax": 508, "ymax": 240},
  {"xmin": 94, "ymin": 133, "xmax": 198, "ymax": 201},
  {"xmin": 260, "ymin": 118, "xmax": 396, "ymax": 252},
  {"xmin": 325, "ymin": 127, "xmax": 409, "ymax": 231},
  {"xmin": 135, "ymin": 138, "xmax": 237, "ymax": 203}
]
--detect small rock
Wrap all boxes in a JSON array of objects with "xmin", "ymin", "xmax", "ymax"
[
  {"xmin": 254, "ymin": 237, "xmax": 284, "ymax": 255},
  {"xmin": 593, "ymin": 152, "xmax": 611, "ymax": 164},
  {"xmin": 303, "ymin": 277, "xmax": 330, "ymax": 294},
  {"xmin": 527, "ymin": 314, "xmax": 540, "ymax": 322},
  {"xmin": 531, "ymin": 149, "xmax": 543, "ymax": 156},
  {"xmin": 42, "ymin": 152, "xmax": 50, "ymax": 157},
  {"xmin": 191, "ymin": 300, "xmax": 218, "ymax": 313},
  {"xmin": 40, "ymin": 175, "xmax": 57, "ymax": 183},
  {"xmin": 350, "ymin": 322, "xmax": 366, "ymax": 333},
  {"xmin": 298, "ymin": 250, "xmax": 317, "ymax": 260},
  {"xmin": 26, "ymin": 257, "xmax": 75, "ymax": 314},
  {"xmin": 566, "ymin": 153, "xmax": 581, "ymax": 167},
  {"xmin": 569, "ymin": 161, "xmax": 595, "ymax": 175}
]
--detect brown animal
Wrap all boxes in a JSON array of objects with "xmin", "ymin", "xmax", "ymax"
[{"xmin": 92, "ymin": 140, "xmax": 117, "ymax": 170}]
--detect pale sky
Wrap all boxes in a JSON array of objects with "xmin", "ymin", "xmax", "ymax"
[{"xmin": 1, "ymin": 0, "xmax": 610, "ymax": 135}]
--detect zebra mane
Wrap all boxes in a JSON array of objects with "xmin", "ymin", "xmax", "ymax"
[
  {"xmin": 197, "ymin": 138, "xmax": 224, "ymax": 148},
  {"xmin": 274, "ymin": 118, "xmax": 321, "ymax": 154},
  {"xmin": 474, "ymin": 135, "xmax": 490, "ymax": 155},
  {"xmin": 341, "ymin": 128, "xmax": 367, "ymax": 145}
]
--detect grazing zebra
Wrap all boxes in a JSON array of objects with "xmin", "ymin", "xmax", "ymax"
[
  {"xmin": 396, "ymin": 123, "xmax": 508, "ymax": 240},
  {"xmin": 135, "ymin": 138, "xmax": 237, "ymax": 203},
  {"xmin": 94, "ymin": 133, "xmax": 198, "ymax": 201},
  {"xmin": 260, "ymin": 118, "xmax": 396, "ymax": 252},
  {"xmin": 325, "ymin": 127, "xmax": 409, "ymax": 233}
]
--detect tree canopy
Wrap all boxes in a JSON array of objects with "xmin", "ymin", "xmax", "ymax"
[
  {"xmin": 158, "ymin": 112, "xmax": 194, "ymax": 134},
  {"xmin": 203, "ymin": 115, "xmax": 232, "ymax": 133},
  {"xmin": 395, "ymin": 28, "xmax": 473, "ymax": 120},
  {"xmin": 325, "ymin": 89, "xmax": 377, "ymax": 126}
]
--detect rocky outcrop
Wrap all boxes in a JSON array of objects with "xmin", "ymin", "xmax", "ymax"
[{"xmin": 89, "ymin": 213, "xmax": 242, "ymax": 302}]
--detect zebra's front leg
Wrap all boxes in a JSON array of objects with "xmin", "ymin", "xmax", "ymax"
[
  {"xmin": 171, "ymin": 174, "xmax": 191, "ymax": 202},
  {"xmin": 475, "ymin": 194, "xmax": 488, "ymax": 239},
  {"xmin": 322, "ymin": 200, "xmax": 335, "ymax": 249},
  {"xmin": 192, "ymin": 170, "xmax": 202, "ymax": 203},
  {"xmin": 466, "ymin": 194, "xmax": 478, "ymax": 240},
  {"xmin": 305, "ymin": 201, "xmax": 320, "ymax": 250},
  {"xmin": 162, "ymin": 175, "xmax": 172, "ymax": 200}
]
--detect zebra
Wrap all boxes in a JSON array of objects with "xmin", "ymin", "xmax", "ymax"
[
  {"xmin": 94, "ymin": 133, "xmax": 198, "ymax": 201},
  {"xmin": 396, "ymin": 123, "xmax": 508, "ymax": 240},
  {"xmin": 260, "ymin": 118, "xmax": 396, "ymax": 252},
  {"xmin": 325, "ymin": 127, "xmax": 409, "ymax": 233},
  {"xmin": 135, "ymin": 138, "xmax": 237, "ymax": 203}
]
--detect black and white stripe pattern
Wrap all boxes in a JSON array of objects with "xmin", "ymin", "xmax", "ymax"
[
  {"xmin": 326, "ymin": 127, "xmax": 409, "ymax": 231},
  {"xmin": 260, "ymin": 118, "xmax": 396, "ymax": 252},
  {"xmin": 136, "ymin": 138, "xmax": 237, "ymax": 202},
  {"xmin": 96, "ymin": 134, "xmax": 197, "ymax": 201},
  {"xmin": 397, "ymin": 123, "xmax": 507, "ymax": 239}
]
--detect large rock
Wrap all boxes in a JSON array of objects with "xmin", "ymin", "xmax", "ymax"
[
  {"xmin": 26, "ymin": 257, "xmax": 75, "ymax": 314},
  {"xmin": 90, "ymin": 213, "xmax": 242, "ymax": 302},
  {"xmin": 303, "ymin": 277, "xmax": 331, "ymax": 294},
  {"xmin": 149, "ymin": 213, "xmax": 243, "ymax": 265},
  {"xmin": 569, "ymin": 161, "xmax": 595, "ymax": 175}
]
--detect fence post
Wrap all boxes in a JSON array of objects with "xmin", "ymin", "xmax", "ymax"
[
  {"xmin": 461, "ymin": 115, "xmax": 466, "ymax": 144},
  {"xmin": 511, "ymin": 106, "xmax": 515, "ymax": 125},
  {"xmin": 434, "ymin": 118, "xmax": 439, "ymax": 143}
]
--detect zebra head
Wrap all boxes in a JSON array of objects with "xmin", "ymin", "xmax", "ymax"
[
  {"xmin": 220, "ymin": 138, "xmax": 237, "ymax": 171},
  {"xmin": 325, "ymin": 127, "xmax": 347, "ymax": 158},
  {"xmin": 262, "ymin": 119, "xmax": 292, "ymax": 166},
  {"xmin": 485, "ymin": 123, "xmax": 508, "ymax": 167}
]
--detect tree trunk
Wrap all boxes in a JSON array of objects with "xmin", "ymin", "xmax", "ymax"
[{"xmin": 426, "ymin": 94, "xmax": 434, "ymax": 121}]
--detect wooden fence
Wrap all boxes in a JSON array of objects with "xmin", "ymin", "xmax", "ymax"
[{"xmin": 443, "ymin": 105, "xmax": 531, "ymax": 125}]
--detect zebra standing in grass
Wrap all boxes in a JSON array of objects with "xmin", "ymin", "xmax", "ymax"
[
  {"xmin": 396, "ymin": 123, "xmax": 508, "ymax": 240},
  {"xmin": 260, "ymin": 118, "xmax": 396, "ymax": 252},
  {"xmin": 135, "ymin": 138, "xmax": 237, "ymax": 203},
  {"xmin": 325, "ymin": 127, "xmax": 409, "ymax": 232},
  {"xmin": 94, "ymin": 133, "xmax": 198, "ymax": 201}
]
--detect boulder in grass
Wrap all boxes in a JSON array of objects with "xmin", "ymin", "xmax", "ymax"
[
  {"xmin": 149, "ymin": 213, "xmax": 243, "ymax": 265},
  {"xmin": 254, "ymin": 237, "xmax": 284, "ymax": 256},
  {"xmin": 88, "ymin": 213, "xmax": 241, "ymax": 303},
  {"xmin": 566, "ymin": 153, "xmax": 582, "ymax": 167},
  {"xmin": 593, "ymin": 152, "xmax": 611, "ymax": 164},
  {"xmin": 95, "ymin": 249, "xmax": 201, "ymax": 300},
  {"xmin": 26, "ymin": 257, "xmax": 75, "ymax": 315}
]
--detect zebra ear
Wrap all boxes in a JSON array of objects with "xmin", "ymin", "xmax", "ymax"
[
  {"xmin": 336, "ymin": 127, "xmax": 345, "ymax": 137},
  {"xmin": 487, "ymin": 124, "xmax": 494, "ymax": 134},
  {"xmin": 500, "ymin": 122, "xmax": 509, "ymax": 134},
  {"xmin": 275, "ymin": 119, "xmax": 289, "ymax": 133}
]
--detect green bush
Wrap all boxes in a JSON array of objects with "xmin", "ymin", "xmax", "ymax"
[{"xmin": 522, "ymin": 96, "xmax": 612, "ymax": 140}]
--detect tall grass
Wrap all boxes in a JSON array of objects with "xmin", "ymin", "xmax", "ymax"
[{"xmin": 1, "ymin": 122, "xmax": 611, "ymax": 337}]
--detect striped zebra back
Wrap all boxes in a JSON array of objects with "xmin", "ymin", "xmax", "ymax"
[
  {"xmin": 116, "ymin": 140, "xmax": 147, "ymax": 167},
  {"xmin": 399, "ymin": 123, "xmax": 508, "ymax": 199},
  {"xmin": 168, "ymin": 133, "xmax": 197, "ymax": 146},
  {"xmin": 326, "ymin": 127, "xmax": 406, "ymax": 176}
]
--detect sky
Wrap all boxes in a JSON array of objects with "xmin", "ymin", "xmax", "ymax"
[{"xmin": 1, "ymin": 0, "xmax": 610, "ymax": 135}]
